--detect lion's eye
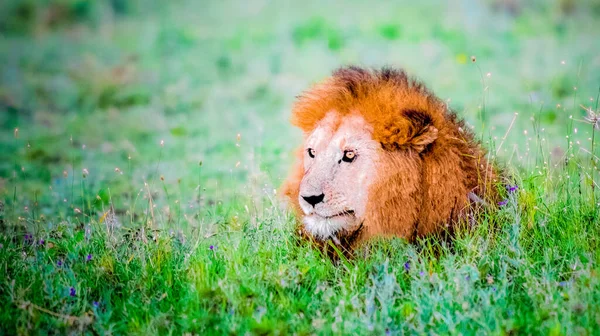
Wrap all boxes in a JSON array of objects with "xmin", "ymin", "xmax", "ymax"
[
  {"xmin": 307, "ymin": 148, "xmax": 315, "ymax": 158},
  {"xmin": 342, "ymin": 150, "xmax": 356, "ymax": 163}
]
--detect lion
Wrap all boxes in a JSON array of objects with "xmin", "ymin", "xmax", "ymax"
[{"xmin": 281, "ymin": 66, "xmax": 500, "ymax": 253}]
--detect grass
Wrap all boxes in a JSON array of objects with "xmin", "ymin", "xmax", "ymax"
[{"xmin": 1, "ymin": 0, "xmax": 600, "ymax": 334}]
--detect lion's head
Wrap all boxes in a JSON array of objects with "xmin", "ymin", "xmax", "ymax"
[{"xmin": 282, "ymin": 66, "xmax": 498, "ymax": 249}]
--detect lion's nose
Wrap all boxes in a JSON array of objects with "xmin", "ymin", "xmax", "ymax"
[{"xmin": 302, "ymin": 193, "xmax": 325, "ymax": 207}]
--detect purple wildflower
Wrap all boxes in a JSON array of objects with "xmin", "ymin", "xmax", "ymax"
[
  {"xmin": 419, "ymin": 271, "xmax": 425, "ymax": 276},
  {"xmin": 404, "ymin": 262, "xmax": 410, "ymax": 272},
  {"xmin": 93, "ymin": 301, "xmax": 99, "ymax": 308},
  {"xmin": 86, "ymin": 254, "xmax": 92, "ymax": 262},
  {"xmin": 38, "ymin": 239, "xmax": 44, "ymax": 245},
  {"xmin": 498, "ymin": 200, "xmax": 508, "ymax": 206},
  {"xmin": 24, "ymin": 233, "xmax": 33, "ymax": 243},
  {"xmin": 507, "ymin": 185, "xmax": 518, "ymax": 193},
  {"xmin": 465, "ymin": 275, "xmax": 471, "ymax": 281},
  {"xmin": 385, "ymin": 328, "xmax": 391, "ymax": 336},
  {"xmin": 559, "ymin": 281, "xmax": 568, "ymax": 287},
  {"xmin": 209, "ymin": 245, "xmax": 215, "ymax": 250},
  {"xmin": 69, "ymin": 287, "xmax": 76, "ymax": 297},
  {"xmin": 57, "ymin": 259, "xmax": 63, "ymax": 267}
]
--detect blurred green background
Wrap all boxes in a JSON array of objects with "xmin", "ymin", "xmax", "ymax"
[{"xmin": 1, "ymin": 0, "xmax": 599, "ymax": 225}]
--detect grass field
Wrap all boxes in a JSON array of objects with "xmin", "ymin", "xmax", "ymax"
[{"xmin": 1, "ymin": 0, "xmax": 600, "ymax": 334}]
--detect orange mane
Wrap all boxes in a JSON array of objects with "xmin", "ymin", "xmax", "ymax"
[{"xmin": 292, "ymin": 67, "xmax": 445, "ymax": 151}]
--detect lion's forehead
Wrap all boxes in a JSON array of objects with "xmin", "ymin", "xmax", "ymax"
[{"xmin": 306, "ymin": 112, "xmax": 374, "ymax": 151}]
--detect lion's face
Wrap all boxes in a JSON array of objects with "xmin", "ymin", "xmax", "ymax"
[{"xmin": 299, "ymin": 111, "xmax": 382, "ymax": 239}]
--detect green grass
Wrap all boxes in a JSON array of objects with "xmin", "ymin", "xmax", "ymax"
[{"xmin": 1, "ymin": 0, "xmax": 600, "ymax": 334}]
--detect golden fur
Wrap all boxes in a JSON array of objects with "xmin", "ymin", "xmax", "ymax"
[{"xmin": 282, "ymin": 66, "xmax": 500, "ymax": 252}]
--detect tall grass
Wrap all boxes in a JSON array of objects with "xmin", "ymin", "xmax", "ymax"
[{"xmin": 1, "ymin": 152, "xmax": 599, "ymax": 334}]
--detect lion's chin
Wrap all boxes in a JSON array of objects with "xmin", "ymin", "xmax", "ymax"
[{"xmin": 302, "ymin": 213, "xmax": 358, "ymax": 241}]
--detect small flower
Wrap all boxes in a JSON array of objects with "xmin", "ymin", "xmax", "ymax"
[
  {"xmin": 86, "ymin": 254, "xmax": 92, "ymax": 262},
  {"xmin": 507, "ymin": 185, "xmax": 518, "ymax": 193},
  {"xmin": 69, "ymin": 287, "xmax": 76, "ymax": 297},
  {"xmin": 559, "ymin": 281, "xmax": 568, "ymax": 287},
  {"xmin": 404, "ymin": 262, "xmax": 410, "ymax": 272},
  {"xmin": 209, "ymin": 245, "xmax": 214, "ymax": 250},
  {"xmin": 57, "ymin": 259, "xmax": 63, "ymax": 267},
  {"xmin": 583, "ymin": 106, "xmax": 600, "ymax": 130},
  {"xmin": 93, "ymin": 301, "xmax": 99, "ymax": 308},
  {"xmin": 498, "ymin": 200, "xmax": 508, "ymax": 206},
  {"xmin": 82, "ymin": 168, "xmax": 89, "ymax": 178},
  {"xmin": 38, "ymin": 239, "xmax": 45, "ymax": 245},
  {"xmin": 419, "ymin": 271, "xmax": 425, "ymax": 276},
  {"xmin": 470, "ymin": 55, "xmax": 476, "ymax": 63},
  {"xmin": 465, "ymin": 275, "xmax": 471, "ymax": 281}
]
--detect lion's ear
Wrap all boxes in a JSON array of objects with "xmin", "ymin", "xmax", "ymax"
[
  {"xmin": 378, "ymin": 109, "xmax": 438, "ymax": 152},
  {"xmin": 404, "ymin": 109, "xmax": 438, "ymax": 152},
  {"xmin": 374, "ymin": 110, "xmax": 438, "ymax": 153},
  {"xmin": 409, "ymin": 124, "xmax": 438, "ymax": 152}
]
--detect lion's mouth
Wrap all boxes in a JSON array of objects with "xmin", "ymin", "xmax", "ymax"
[
  {"xmin": 303, "ymin": 210, "xmax": 358, "ymax": 241},
  {"xmin": 322, "ymin": 210, "xmax": 355, "ymax": 219}
]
